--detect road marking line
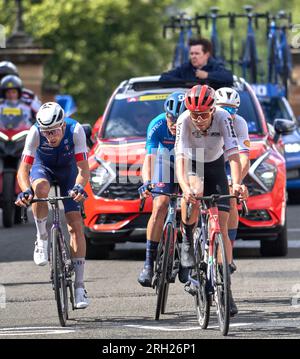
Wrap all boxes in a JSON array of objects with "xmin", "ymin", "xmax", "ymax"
[
  {"xmin": 288, "ymin": 229, "xmax": 300, "ymax": 232},
  {"xmin": 125, "ymin": 322, "xmax": 253, "ymax": 331},
  {"xmin": 0, "ymin": 326, "xmax": 75, "ymax": 336}
]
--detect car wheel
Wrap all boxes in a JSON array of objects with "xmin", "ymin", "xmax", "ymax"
[
  {"xmin": 86, "ymin": 238, "xmax": 114, "ymax": 260},
  {"xmin": 260, "ymin": 221, "xmax": 288, "ymax": 257}
]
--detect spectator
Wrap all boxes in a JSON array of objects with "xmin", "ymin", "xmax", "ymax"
[{"xmin": 160, "ymin": 38, "xmax": 233, "ymax": 88}]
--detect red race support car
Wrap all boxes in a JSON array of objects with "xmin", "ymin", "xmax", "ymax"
[{"xmin": 84, "ymin": 76, "xmax": 292, "ymax": 259}]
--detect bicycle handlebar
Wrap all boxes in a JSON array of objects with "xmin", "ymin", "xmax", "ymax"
[{"xmin": 30, "ymin": 196, "xmax": 74, "ymax": 203}]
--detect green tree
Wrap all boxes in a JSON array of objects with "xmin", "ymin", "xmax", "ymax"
[{"xmin": 1, "ymin": 0, "xmax": 173, "ymax": 123}]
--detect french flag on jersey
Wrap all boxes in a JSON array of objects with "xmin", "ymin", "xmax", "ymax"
[
  {"xmin": 75, "ymin": 152, "xmax": 88, "ymax": 162},
  {"xmin": 22, "ymin": 154, "xmax": 34, "ymax": 165}
]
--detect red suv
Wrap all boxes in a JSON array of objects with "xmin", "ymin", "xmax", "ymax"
[{"xmin": 84, "ymin": 76, "xmax": 291, "ymax": 258}]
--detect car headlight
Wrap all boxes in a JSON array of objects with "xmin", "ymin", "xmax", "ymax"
[
  {"xmin": 11, "ymin": 130, "xmax": 29, "ymax": 142},
  {"xmin": 253, "ymin": 155, "xmax": 277, "ymax": 192},
  {"xmin": 90, "ymin": 157, "xmax": 116, "ymax": 196},
  {"xmin": 0, "ymin": 132, "xmax": 9, "ymax": 141},
  {"xmin": 284, "ymin": 143, "xmax": 300, "ymax": 153}
]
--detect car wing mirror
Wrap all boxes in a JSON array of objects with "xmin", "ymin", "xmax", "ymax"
[
  {"xmin": 273, "ymin": 118, "xmax": 296, "ymax": 143},
  {"xmin": 81, "ymin": 123, "xmax": 94, "ymax": 148}
]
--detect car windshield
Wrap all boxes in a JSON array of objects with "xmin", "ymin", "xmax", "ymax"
[
  {"xmin": 103, "ymin": 94, "xmax": 168, "ymax": 138},
  {"xmin": 102, "ymin": 89, "xmax": 262, "ymax": 138},
  {"xmin": 260, "ymin": 98, "xmax": 292, "ymax": 124},
  {"xmin": 237, "ymin": 91, "xmax": 262, "ymax": 134}
]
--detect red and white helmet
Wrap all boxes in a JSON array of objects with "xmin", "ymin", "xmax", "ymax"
[{"xmin": 185, "ymin": 85, "xmax": 216, "ymax": 112}]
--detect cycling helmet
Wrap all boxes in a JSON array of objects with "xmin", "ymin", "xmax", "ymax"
[
  {"xmin": 36, "ymin": 102, "xmax": 65, "ymax": 129},
  {"xmin": 215, "ymin": 87, "xmax": 240, "ymax": 108},
  {"xmin": 0, "ymin": 61, "xmax": 19, "ymax": 80},
  {"xmin": 164, "ymin": 91, "xmax": 186, "ymax": 120},
  {"xmin": 0, "ymin": 75, "xmax": 23, "ymax": 97},
  {"xmin": 185, "ymin": 85, "xmax": 215, "ymax": 112}
]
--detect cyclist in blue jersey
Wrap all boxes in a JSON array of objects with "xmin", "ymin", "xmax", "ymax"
[
  {"xmin": 15, "ymin": 102, "xmax": 90, "ymax": 309},
  {"xmin": 137, "ymin": 91, "xmax": 186, "ymax": 287}
]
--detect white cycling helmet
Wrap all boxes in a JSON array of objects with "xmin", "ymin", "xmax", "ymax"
[
  {"xmin": 215, "ymin": 87, "xmax": 240, "ymax": 108},
  {"xmin": 36, "ymin": 102, "xmax": 65, "ymax": 129}
]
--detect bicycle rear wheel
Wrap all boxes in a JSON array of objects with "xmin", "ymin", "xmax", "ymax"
[
  {"xmin": 213, "ymin": 233, "xmax": 230, "ymax": 336},
  {"xmin": 194, "ymin": 235, "xmax": 210, "ymax": 329},
  {"xmin": 51, "ymin": 228, "xmax": 68, "ymax": 327},
  {"xmin": 155, "ymin": 223, "xmax": 173, "ymax": 320}
]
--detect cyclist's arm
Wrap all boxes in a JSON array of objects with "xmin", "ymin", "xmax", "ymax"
[
  {"xmin": 236, "ymin": 116, "xmax": 250, "ymax": 179},
  {"xmin": 228, "ymin": 153, "xmax": 242, "ymax": 185},
  {"xmin": 17, "ymin": 125, "xmax": 39, "ymax": 191},
  {"xmin": 174, "ymin": 119, "xmax": 190, "ymax": 193},
  {"xmin": 73, "ymin": 123, "xmax": 90, "ymax": 187},
  {"xmin": 142, "ymin": 154, "xmax": 156, "ymax": 183}
]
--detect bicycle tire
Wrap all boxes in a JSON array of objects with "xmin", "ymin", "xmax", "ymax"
[
  {"xmin": 155, "ymin": 223, "xmax": 172, "ymax": 320},
  {"xmin": 213, "ymin": 233, "xmax": 230, "ymax": 336},
  {"xmin": 52, "ymin": 227, "xmax": 68, "ymax": 327},
  {"xmin": 194, "ymin": 234, "xmax": 210, "ymax": 329}
]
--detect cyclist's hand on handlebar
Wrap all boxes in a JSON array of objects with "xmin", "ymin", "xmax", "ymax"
[
  {"xmin": 69, "ymin": 184, "xmax": 88, "ymax": 202},
  {"xmin": 15, "ymin": 188, "xmax": 33, "ymax": 207},
  {"xmin": 183, "ymin": 188, "xmax": 197, "ymax": 204},
  {"xmin": 240, "ymin": 184, "xmax": 249, "ymax": 200},
  {"xmin": 138, "ymin": 181, "xmax": 152, "ymax": 198},
  {"xmin": 232, "ymin": 183, "xmax": 247, "ymax": 200}
]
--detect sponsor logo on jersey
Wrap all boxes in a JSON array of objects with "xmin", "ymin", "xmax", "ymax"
[
  {"xmin": 157, "ymin": 182, "xmax": 166, "ymax": 188},
  {"xmin": 243, "ymin": 140, "xmax": 251, "ymax": 148}
]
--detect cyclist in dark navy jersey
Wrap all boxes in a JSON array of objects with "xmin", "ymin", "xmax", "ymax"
[{"xmin": 15, "ymin": 102, "xmax": 90, "ymax": 309}]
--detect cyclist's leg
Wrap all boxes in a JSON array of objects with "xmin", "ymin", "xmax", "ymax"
[
  {"xmin": 180, "ymin": 161, "xmax": 202, "ymax": 268},
  {"xmin": 30, "ymin": 165, "xmax": 52, "ymax": 266},
  {"xmin": 138, "ymin": 156, "xmax": 173, "ymax": 286}
]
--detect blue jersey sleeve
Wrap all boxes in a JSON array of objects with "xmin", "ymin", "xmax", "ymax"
[{"xmin": 145, "ymin": 114, "xmax": 164, "ymax": 155}]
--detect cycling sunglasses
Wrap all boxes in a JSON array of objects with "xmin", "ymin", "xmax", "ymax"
[
  {"xmin": 222, "ymin": 106, "xmax": 238, "ymax": 115},
  {"xmin": 40, "ymin": 125, "xmax": 63, "ymax": 137},
  {"xmin": 190, "ymin": 110, "xmax": 212, "ymax": 121},
  {"xmin": 166, "ymin": 113, "xmax": 177, "ymax": 123}
]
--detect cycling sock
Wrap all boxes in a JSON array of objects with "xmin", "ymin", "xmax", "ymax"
[
  {"xmin": 72, "ymin": 257, "xmax": 85, "ymax": 289},
  {"xmin": 181, "ymin": 223, "xmax": 196, "ymax": 244},
  {"xmin": 34, "ymin": 216, "xmax": 48, "ymax": 240},
  {"xmin": 145, "ymin": 240, "xmax": 159, "ymax": 268},
  {"xmin": 228, "ymin": 229, "xmax": 237, "ymax": 248}
]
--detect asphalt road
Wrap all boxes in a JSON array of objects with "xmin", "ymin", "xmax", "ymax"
[{"xmin": 1, "ymin": 205, "xmax": 300, "ymax": 339}]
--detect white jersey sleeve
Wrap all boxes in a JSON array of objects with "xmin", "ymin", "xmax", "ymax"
[
  {"xmin": 217, "ymin": 110, "xmax": 239, "ymax": 157},
  {"xmin": 73, "ymin": 122, "xmax": 88, "ymax": 162},
  {"xmin": 175, "ymin": 111, "xmax": 191, "ymax": 160},
  {"xmin": 21, "ymin": 125, "xmax": 40, "ymax": 165},
  {"xmin": 234, "ymin": 115, "xmax": 250, "ymax": 154}
]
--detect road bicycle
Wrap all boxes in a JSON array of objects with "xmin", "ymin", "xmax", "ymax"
[
  {"xmin": 184, "ymin": 194, "xmax": 247, "ymax": 336},
  {"xmin": 163, "ymin": 12, "xmax": 200, "ymax": 68},
  {"xmin": 267, "ymin": 11, "xmax": 293, "ymax": 97},
  {"xmin": 21, "ymin": 185, "xmax": 84, "ymax": 327},
  {"xmin": 140, "ymin": 188, "xmax": 181, "ymax": 320}
]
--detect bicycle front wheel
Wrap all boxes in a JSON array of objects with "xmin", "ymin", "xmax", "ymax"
[
  {"xmin": 51, "ymin": 228, "xmax": 68, "ymax": 327},
  {"xmin": 194, "ymin": 236, "xmax": 210, "ymax": 329},
  {"xmin": 213, "ymin": 233, "xmax": 230, "ymax": 336},
  {"xmin": 155, "ymin": 223, "xmax": 173, "ymax": 320}
]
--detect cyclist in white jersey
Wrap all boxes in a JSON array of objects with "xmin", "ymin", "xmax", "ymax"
[
  {"xmin": 215, "ymin": 87, "xmax": 250, "ymax": 276},
  {"xmin": 175, "ymin": 84, "xmax": 245, "ymax": 316}
]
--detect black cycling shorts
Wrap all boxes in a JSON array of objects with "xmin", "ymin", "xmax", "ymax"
[{"xmin": 190, "ymin": 155, "xmax": 230, "ymax": 213}]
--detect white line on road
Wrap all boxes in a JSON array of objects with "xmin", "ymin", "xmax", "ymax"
[
  {"xmin": 288, "ymin": 228, "xmax": 300, "ymax": 232},
  {"xmin": 0, "ymin": 326, "xmax": 75, "ymax": 336},
  {"xmin": 125, "ymin": 322, "xmax": 253, "ymax": 332}
]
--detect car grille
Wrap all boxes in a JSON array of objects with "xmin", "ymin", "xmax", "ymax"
[{"xmin": 101, "ymin": 176, "xmax": 142, "ymax": 200}]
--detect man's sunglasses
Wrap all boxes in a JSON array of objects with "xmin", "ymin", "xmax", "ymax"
[
  {"xmin": 190, "ymin": 110, "xmax": 212, "ymax": 121},
  {"xmin": 40, "ymin": 126, "xmax": 63, "ymax": 137}
]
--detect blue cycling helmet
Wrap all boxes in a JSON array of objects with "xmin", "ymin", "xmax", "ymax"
[{"xmin": 164, "ymin": 91, "xmax": 186, "ymax": 121}]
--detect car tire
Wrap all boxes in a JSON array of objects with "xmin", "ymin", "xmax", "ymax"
[
  {"xmin": 260, "ymin": 221, "xmax": 288, "ymax": 257},
  {"xmin": 86, "ymin": 239, "xmax": 114, "ymax": 260}
]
